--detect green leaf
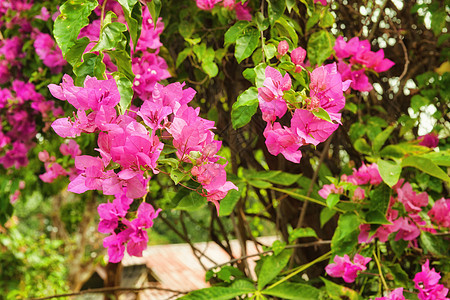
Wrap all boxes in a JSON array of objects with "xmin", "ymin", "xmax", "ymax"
[
  {"xmin": 202, "ymin": 61, "xmax": 219, "ymax": 78},
  {"xmin": 267, "ymin": 0, "xmax": 286, "ymax": 26},
  {"xmin": 276, "ymin": 16, "xmax": 298, "ymax": 46},
  {"xmin": 224, "ymin": 21, "xmax": 250, "ymax": 45},
  {"xmin": 326, "ymin": 193, "xmax": 340, "ymax": 209},
  {"xmin": 263, "ymin": 44, "xmax": 277, "ymax": 60},
  {"xmin": 231, "ymin": 87, "xmax": 259, "ymax": 129},
  {"xmin": 243, "ymin": 68, "xmax": 256, "ymax": 84},
  {"xmin": 117, "ymin": 0, "xmax": 141, "ymax": 49},
  {"xmin": 255, "ymin": 63, "xmax": 267, "ymax": 87},
  {"xmin": 354, "ymin": 138, "xmax": 372, "ymax": 155},
  {"xmin": 271, "ymin": 240, "xmax": 286, "ymax": 256},
  {"xmin": 402, "ymin": 156, "xmax": 450, "ymax": 183},
  {"xmin": 377, "ymin": 159, "xmax": 402, "ymax": 187},
  {"xmin": 248, "ymin": 179, "xmax": 273, "ymax": 189},
  {"xmin": 106, "ymin": 50, "xmax": 134, "ymax": 81},
  {"xmin": 430, "ymin": 8, "xmax": 447, "ymax": 35},
  {"xmin": 257, "ymin": 249, "xmax": 292, "ymax": 290},
  {"xmin": 372, "ymin": 125, "xmax": 395, "ymax": 154},
  {"xmin": 331, "ymin": 213, "xmax": 359, "ymax": 256},
  {"xmin": 364, "ymin": 210, "xmax": 389, "ymax": 225},
  {"xmin": 367, "ymin": 183, "xmax": 391, "ymax": 220},
  {"xmin": 176, "ymin": 192, "xmax": 205, "ymax": 211},
  {"xmin": 349, "ymin": 123, "xmax": 366, "ymax": 143},
  {"xmin": 422, "ymin": 151, "xmax": 450, "ymax": 167},
  {"xmin": 345, "ymin": 102, "xmax": 358, "ymax": 114},
  {"xmin": 286, "ymin": 0, "xmax": 296, "ymax": 13},
  {"xmin": 256, "ymin": 12, "xmax": 270, "ymax": 31},
  {"xmin": 170, "ymin": 169, "xmax": 186, "ymax": 185},
  {"xmin": 263, "ymin": 172, "xmax": 301, "ymax": 186},
  {"xmin": 65, "ymin": 37, "xmax": 90, "ymax": 66},
  {"xmin": 179, "ymin": 286, "xmax": 253, "ymax": 300},
  {"xmin": 312, "ymin": 107, "xmax": 332, "ymax": 122},
  {"xmin": 112, "ymin": 73, "xmax": 133, "ymax": 112},
  {"xmin": 288, "ymin": 227, "xmax": 318, "ymax": 243},
  {"xmin": 219, "ymin": 182, "xmax": 245, "ymax": 216},
  {"xmin": 306, "ymin": 10, "xmax": 320, "ymax": 31},
  {"xmin": 390, "ymin": 239, "xmax": 408, "ymax": 258},
  {"xmin": 91, "ymin": 22, "xmax": 127, "ymax": 52},
  {"xmin": 235, "ymin": 27, "xmax": 260, "ymax": 63},
  {"xmin": 320, "ymin": 9, "xmax": 335, "ymax": 28},
  {"xmin": 307, "ymin": 30, "xmax": 335, "ymax": 66},
  {"xmin": 262, "ymin": 282, "xmax": 320, "ymax": 299},
  {"xmin": 147, "ymin": 0, "xmax": 161, "ymax": 28},
  {"xmin": 410, "ymin": 95, "xmax": 429, "ymax": 113},
  {"xmin": 320, "ymin": 207, "xmax": 336, "ymax": 227},
  {"xmin": 420, "ymin": 231, "xmax": 450, "ymax": 257},
  {"xmin": 73, "ymin": 53, "xmax": 106, "ymax": 84},
  {"xmin": 176, "ymin": 48, "xmax": 192, "ymax": 68},
  {"xmin": 54, "ymin": 0, "xmax": 98, "ymax": 56},
  {"xmin": 322, "ymin": 277, "xmax": 363, "ymax": 300}
]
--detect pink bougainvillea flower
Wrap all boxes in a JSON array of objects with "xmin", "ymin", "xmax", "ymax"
[
  {"xmin": 428, "ymin": 198, "xmax": 450, "ymax": 228},
  {"xmin": 277, "ymin": 40, "xmax": 289, "ymax": 57},
  {"xmin": 414, "ymin": 260, "xmax": 450, "ymax": 300},
  {"xmin": 318, "ymin": 183, "xmax": 344, "ymax": 200},
  {"xmin": 347, "ymin": 163, "xmax": 382, "ymax": 185},
  {"xmin": 374, "ymin": 288, "xmax": 406, "ymax": 300},
  {"xmin": 418, "ymin": 132, "xmax": 439, "ymax": 148},
  {"xmin": 325, "ymin": 254, "xmax": 371, "ymax": 283},
  {"xmin": 33, "ymin": 32, "xmax": 66, "ymax": 73},
  {"xmin": 291, "ymin": 46, "xmax": 306, "ymax": 72},
  {"xmin": 309, "ymin": 63, "xmax": 350, "ymax": 122},
  {"xmin": 396, "ymin": 182, "xmax": 429, "ymax": 213},
  {"xmin": 59, "ymin": 140, "xmax": 81, "ymax": 158},
  {"xmin": 391, "ymin": 217, "xmax": 421, "ymax": 241},
  {"xmin": 314, "ymin": 0, "xmax": 328, "ymax": 5},
  {"xmin": 234, "ymin": 1, "xmax": 252, "ymax": 21},
  {"xmin": 136, "ymin": 6, "xmax": 164, "ymax": 51},
  {"xmin": 196, "ymin": 0, "xmax": 221, "ymax": 10},
  {"xmin": 291, "ymin": 109, "xmax": 339, "ymax": 146},
  {"xmin": 263, "ymin": 122, "xmax": 303, "ymax": 163},
  {"xmin": 259, "ymin": 66, "xmax": 292, "ymax": 103}
]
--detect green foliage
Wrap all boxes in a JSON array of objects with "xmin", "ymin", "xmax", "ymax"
[{"xmin": 54, "ymin": 0, "xmax": 98, "ymax": 55}]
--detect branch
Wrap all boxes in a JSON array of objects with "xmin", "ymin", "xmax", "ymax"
[
  {"xmin": 30, "ymin": 285, "xmax": 187, "ymax": 300},
  {"xmin": 208, "ymin": 240, "xmax": 332, "ymax": 270}
]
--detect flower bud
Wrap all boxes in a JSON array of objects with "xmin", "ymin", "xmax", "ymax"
[
  {"xmin": 291, "ymin": 46, "xmax": 306, "ymax": 65},
  {"xmin": 277, "ymin": 40, "xmax": 289, "ymax": 57}
]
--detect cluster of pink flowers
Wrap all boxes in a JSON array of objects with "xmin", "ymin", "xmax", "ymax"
[
  {"xmin": 413, "ymin": 260, "xmax": 449, "ymax": 300},
  {"xmin": 0, "ymin": 80, "xmax": 62, "ymax": 170},
  {"xmin": 78, "ymin": 2, "xmax": 170, "ymax": 99},
  {"xmin": 33, "ymin": 32, "xmax": 66, "ymax": 73},
  {"xmin": 372, "ymin": 260, "xmax": 449, "ymax": 299},
  {"xmin": 358, "ymin": 180, "xmax": 433, "ymax": 244},
  {"xmin": 38, "ymin": 140, "xmax": 81, "ymax": 183},
  {"xmin": 100, "ymin": 199, "xmax": 161, "ymax": 262},
  {"xmin": 318, "ymin": 162, "xmax": 449, "ymax": 245},
  {"xmin": 373, "ymin": 288, "xmax": 406, "ymax": 300},
  {"xmin": 334, "ymin": 36, "xmax": 394, "ymax": 92},
  {"xmin": 0, "ymin": 3, "xmax": 65, "ymax": 177},
  {"xmin": 257, "ymin": 58, "xmax": 350, "ymax": 163},
  {"xmin": 196, "ymin": 0, "xmax": 252, "ymax": 21},
  {"xmin": 325, "ymin": 254, "xmax": 371, "ymax": 283},
  {"xmin": 50, "ymin": 73, "xmax": 237, "ymax": 260}
]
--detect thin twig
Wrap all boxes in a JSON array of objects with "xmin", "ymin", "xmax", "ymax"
[
  {"xmin": 387, "ymin": 17, "xmax": 409, "ymax": 83},
  {"xmin": 208, "ymin": 240, "xmax": 332, "ymax": 270},
  {"xmin": 30, "ymin": 285, "xmax": 187, "ymax": 300},
  {"xmin": 159, "ymin": 214, "xmax": 218, "ymax": 266},
  {"xmin": 296, "ymin": 135, "xmax": 333, "ymax": 229}
]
